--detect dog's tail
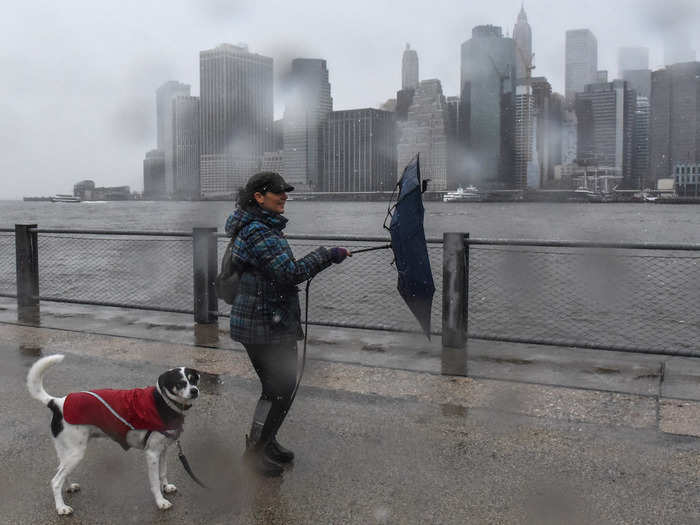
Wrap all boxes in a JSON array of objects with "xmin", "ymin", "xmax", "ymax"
[{"xmin": 27, "ymin": 354, "xmax": 64, "ymax": 405}]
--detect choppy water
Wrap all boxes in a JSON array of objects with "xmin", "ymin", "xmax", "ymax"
[{"xmin": 2, "ymin": 200, "xmax": 699, "ymax": 243}]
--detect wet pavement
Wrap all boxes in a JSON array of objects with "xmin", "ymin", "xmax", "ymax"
[{"xmin": 1, "ymin": 302, "xmax": 700, "ymax": 523}]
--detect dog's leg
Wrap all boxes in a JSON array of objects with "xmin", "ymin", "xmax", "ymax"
[
  {"xmin": 51, "ymin": 427, "xmax": 88, "ymax": 515},
  {"xmin": 159, "ymin": 446, "xmax": 176, "ymax": 495},
  {"xmin": 145, "ymin": 437, "xmax": 172, "ymax": 510}
]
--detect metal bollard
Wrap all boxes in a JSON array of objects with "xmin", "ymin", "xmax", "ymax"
[
  {"xmin": 193, "ymin": 227, "xmax": 217, "ymax": 325},
  {"xmin": 442, "ymin": 232, "xmax": 467, "ymax": 348},
  {"xmin": 15, "ymin": 224, "xmax": 40, "ymax": 311}
]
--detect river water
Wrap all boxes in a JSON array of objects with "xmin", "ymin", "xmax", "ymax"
[{"xmin": 2, "ymin": 200, "xmax": 699, "ymax": 243}]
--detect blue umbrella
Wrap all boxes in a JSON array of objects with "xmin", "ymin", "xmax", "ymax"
[
  {"xmin": 354, "ymin": 155, "xmax": 435, "ymax": 338},
  {"xmin": 387, "ymin": 155, "xmax": 435, "ymax": 338}
]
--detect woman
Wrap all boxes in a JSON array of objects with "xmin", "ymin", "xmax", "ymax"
[{"xmin": 225, "ymin": 171, "xmax": 350, "ymax": 477}]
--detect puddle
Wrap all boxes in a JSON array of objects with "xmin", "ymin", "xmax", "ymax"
[
  {"xmin": 478, "ymin": 356, "xmax": 534, "ymax": 366},
  {"xmin": 590, "ymin": 367, "xmax": 621, "ymax": 375},
  {"xmin": 19, "ymin": 344, "xmax": 42, "ymax": 358},
  {"xmin": 441, "ymin": 403, "xmax": 468, "ymax": 417},
  {"xmin": 198, "ymin": 371, "xmax": 222, "ymax": 395},
  {"xmin": 361, "ymin": 344, "xmax": 386, "ymax": 353}
]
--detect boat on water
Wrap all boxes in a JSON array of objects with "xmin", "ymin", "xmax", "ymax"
[
  {"xmin": 569, "ymin": 187, "xmax": 604, "ymax": 203},
  {"xmin": 50, "ymin": 194, "xmax": 81, "ymax": 203},
  {"xmin": 443, "ymin": 186, "xmax": 483, "ymax": 202}
]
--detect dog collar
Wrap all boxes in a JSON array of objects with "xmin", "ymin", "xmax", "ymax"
[{"xmin": 156, "ymin": 383, "xmax": 191, "ymax": 415}]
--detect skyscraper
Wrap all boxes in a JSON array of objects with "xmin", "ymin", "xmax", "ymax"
[
  {"xmin": 649, "ymin": 62, "xmax": 700, "ymax": 184},
  {"xmin": 397, "ymin": 79, "xmax": 449, "ymax": 190},
  {"xmin": 623, "ymin": 69, "xmax": 651, "ymax": 99},
  {"xmin": 531, "ymin": 77, "xmax": 556, "ymax": 184},
  {"xmin": 282, "ymin": 58, "xmax": 332, "ymax": 191},
  {"xmin": 402, "ymin": 44, "xmax": 419, "ymax": 90},
  {"xmin": 513, "ymin": 4, "xmax": 532, "ymax": 81},
  {"xmin": 618, "ymin": 47, "xmax": 649, "ymax": 77},
  {"xmin": 322, "ymin": 109, "xmax": 396, "ymax": 192},
  {"xmin": 565, "ymin": 29, "xmax": 598, "ymax": 103},
  {"xmin": 156, "ymin": 81, "xmax": 190, "ymax": 195},
  {"xmin": 172, "ymin": 96, "xmax": 200, "ymax": 199},
  {"xmin": 460, "ymin": 25, "xmax": 517, "ymax": 187},
  {"xmin": 514, "ymin": 83, "xmax": 537, "ymax": 188},
  {"xmin": 199, "ymin": 44, "xmax": 273, "ymax": 198},
  {"xmin": 575, "ymin": 80, "xmax": 636, "ymax": 185},
  {"xmin": 143, "ymin": 150, "xmax": 166, "ymax": 200},
  {"xmin": 632, "ymin": 96, "xmax": 650, "ymax": 190}
]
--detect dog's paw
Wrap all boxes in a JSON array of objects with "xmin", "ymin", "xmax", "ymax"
[
  {"xmin": 162, "ymin": 483, "xmax": 177, "ymax": 494},
  {"xmin": 56, "ymin": 504, "xmax": 74, "ymax": 515},
  {"xmin": 156, "ymin": 498, "xmax": 172, "ymax": 510},
  {"xmin": 67, "ymin": 483, "xmax": 81, "ymax": 493}
]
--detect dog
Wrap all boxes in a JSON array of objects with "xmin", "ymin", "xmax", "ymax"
[{"xmin": 26, "ymin": 354, "xmax": 200, "ymax": 515}]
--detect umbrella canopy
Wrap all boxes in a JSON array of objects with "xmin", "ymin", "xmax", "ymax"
[{"xmin": 387, "ymin": 155, "xmax": 435, "ymax": 338}]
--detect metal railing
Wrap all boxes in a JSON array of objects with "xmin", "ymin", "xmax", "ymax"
[{"xmin": 2, "ymin": 225, "xmax": 699, "ymax": 356}]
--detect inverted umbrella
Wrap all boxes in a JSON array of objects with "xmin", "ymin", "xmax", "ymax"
[{"xmin": 353, "ymin": 155, "xmax": 435, "ymax": 338}]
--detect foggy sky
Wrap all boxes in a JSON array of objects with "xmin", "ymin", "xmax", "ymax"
[{"xmin": 1, "ymin": 0, "xmax": 699, "ymax": 199}]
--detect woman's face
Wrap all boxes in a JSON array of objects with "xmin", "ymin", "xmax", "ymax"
[{"xmin": 254, "ymin": 190, "xmax": 287, "ymax": 214}]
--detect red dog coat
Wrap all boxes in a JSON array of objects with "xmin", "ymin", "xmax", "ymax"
[{"xmin": 63, "ymin": 387, "xmax": 183, "ymax": 449}]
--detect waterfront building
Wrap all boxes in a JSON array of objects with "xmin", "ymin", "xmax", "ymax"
[
  {"xmin": 622, "ymin": 69, "xmax": 651, "ymax": 99},
  {"xmin": 674, "ymin": 163, "xmax": 700, "ymax": 197},
  {"xmin": 143, "ymin": 150, "xmax": 166, "ymax": 200},
  {"xmin": 575, "ymin": 80, "xmax": 636, "ymax": 185},
  {"xmin": 322, "ymin": 108, "xmax": 396, "ymax": 192},
  {"xmin": 618, "ymin": 47, "xmax": 649, "ymax": 77},
  {"xmin": 561, "ymin": 107, "xmax": 578, "ymax": 165},
  {"xmin": 632, "ymin": 96, "xmax": 650, "ymax": 190},
  {"xmin": 156, "ymin": 81, "xmax": 190, "ymax": 195},
  {"xmin": 649, "ymin": 62, "xmax": 700, "ymax": 184},
  {"xmin": 565, "ymin": 29, "xmax": 598, "ymax": 103},
  {"xmin": 531, "ymin": 77, "xmax": 558, "ymax": 185},
  {"xmin": 402, "ymin": 44, "xmax": 419, "ymax": 90},
  {"xmin": 397, "ymin": 79, "xmax": 448, "ymax": 191},
  {"xmin": 262, "ymin": 150, "xmax": 284, "ymax": 174},
  {"xmin": 512, "ymin": 5, "xmax": 532, "ymax": 82},
  {"xmin": 172, "ymin": 96, "xmax": 200, "ymax": 199},
  {"xmin": 445, "ymin": 96, "xmax": 461, "ymax": 188},
  {"xmin": 273, "ymin": 119, "xmax": 284, "ymax": 151},
  {"xmin": 548, "ymin": 92, "xmax": 565, "ymax": 181},
  {"xmin": 460, "ymin": 25, "xmax": 516, "ymax": 188},
  {"xmin": 73, "ymin": 180, "xmax": 95, "ymax": 200},
  {"xmin": 514, "ymin": 83, "xmax": 537, "ymax": 188},
  {"xmin": 282, "ymin": 58, "xmax": 332, "ymax": 191},
  {"xmin": 199, "ymin": 43, "xmax": 273, "ymax": 198}
]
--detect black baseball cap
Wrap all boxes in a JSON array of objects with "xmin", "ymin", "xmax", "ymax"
[{"xmin": 246, "ymin": 172, "xmax": 294, "ymax": 193}]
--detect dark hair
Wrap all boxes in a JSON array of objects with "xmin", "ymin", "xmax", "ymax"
[{"xmin": 236, "ymin": 185, "xmax": 258, "ymax": 211}]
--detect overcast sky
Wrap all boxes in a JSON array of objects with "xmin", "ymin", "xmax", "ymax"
[{"xmin": 1, "ymin": 0, "xmax": 699, "ymax": 199}]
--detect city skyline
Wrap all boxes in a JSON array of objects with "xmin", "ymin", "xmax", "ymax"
[{"xmin": 3, "ymin": 0, "xmax": 700, "ymax": 198}]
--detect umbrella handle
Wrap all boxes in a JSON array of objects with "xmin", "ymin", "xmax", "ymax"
[{"xmin": 350, "ymin": 244, "xmax": 391, "ymax": 255}]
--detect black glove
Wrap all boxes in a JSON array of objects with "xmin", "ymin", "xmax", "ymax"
[{"xmin": 329, "ymin": 247, "xmax": 351, "ymax": 264}]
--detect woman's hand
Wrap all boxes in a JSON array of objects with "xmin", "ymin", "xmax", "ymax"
[{"xmin": 329, "ymin": 247, "xmax": 352, "ymax": 264}]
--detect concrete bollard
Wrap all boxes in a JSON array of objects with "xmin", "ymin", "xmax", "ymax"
[
  {"xmin": 15, "ymin": 224, "xmax": 40, "ymax": 319},
  {"xmin": 193, "ymin": 227, "xmax": 218, "ymax": 325},
  {"xmin": 441, "ymin": 232, "xmax": 468, "ymax": 375}
]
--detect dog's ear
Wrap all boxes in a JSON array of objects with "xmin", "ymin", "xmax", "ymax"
[{"xmin": 184, "ymin": 368, "xmax": 200, "ymax": 385}]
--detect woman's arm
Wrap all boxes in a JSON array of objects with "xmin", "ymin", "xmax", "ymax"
[{"xmin": 244, "ymin": 222, "xmax": 333, "ymax": 285}]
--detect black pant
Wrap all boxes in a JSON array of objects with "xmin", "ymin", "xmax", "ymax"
[{"xmin": 243, "ymin": 341, "xmax": 298, "ymax": 445}]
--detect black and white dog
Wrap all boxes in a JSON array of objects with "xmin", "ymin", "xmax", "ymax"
[{"xmin": 27, "ymin": 354, "xmax": 200, "ymax": 515}]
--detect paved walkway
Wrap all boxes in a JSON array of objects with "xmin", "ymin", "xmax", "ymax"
[{"xmin": 1, "ymin": 305, "xmax": 700, "ymax": 523}]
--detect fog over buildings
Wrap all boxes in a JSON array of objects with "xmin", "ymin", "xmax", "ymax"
[{"xmin": 2, "ymin": 0, "xmax": 700, "ymax": 198}]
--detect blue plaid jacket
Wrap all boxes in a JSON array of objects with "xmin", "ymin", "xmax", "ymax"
[{"xmin": 225, "ymin": 207, "xmax": 333, "ymax": 345}]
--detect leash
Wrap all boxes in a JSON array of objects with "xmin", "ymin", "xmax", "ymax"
[
  {"xmin": 289, "ymin": 277, "xmax": 312, "ymax": 406},
  {"xmin": 176, "ymin": 439, "xmax": 209, "ymax": 489}
]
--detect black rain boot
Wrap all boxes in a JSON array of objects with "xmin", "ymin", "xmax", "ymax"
[
  {"xmin": 266, "ymin": 436, "xmax": 294, "ymax": 463},
  {"xmin": 243, "ymin": 435, "xmax": 284, "ymax": 477}
]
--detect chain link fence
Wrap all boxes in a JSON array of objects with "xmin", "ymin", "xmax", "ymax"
[
  {"xmin": 37, "ymin": 233, "xmax": 193, "ymax": 312},
  {"xmin": 468, "ymin": 244, "xmax": 700, "ymax": 354},
  {"xmin": 216, "ymin": 236, "xmax": 442, "ymax": 332},
  {"xmin": 2, "ymin": 226, "xmax": 698, "ymax": 355},
  {"xmin": 0, "ymin": 231, "xmax": 15, "ymax": 297}
]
